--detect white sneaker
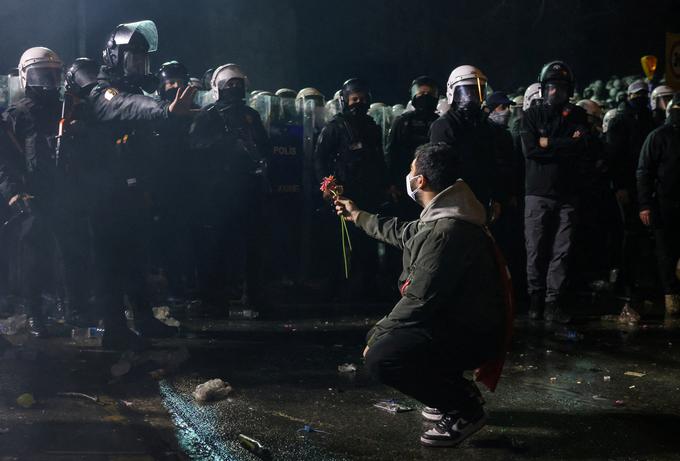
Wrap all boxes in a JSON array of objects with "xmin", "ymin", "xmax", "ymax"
[{"xmin": 420, "ymin": 409, "xmax": 487, "ymax": 447}]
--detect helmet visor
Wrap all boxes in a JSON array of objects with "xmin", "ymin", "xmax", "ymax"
[
  {"xmin": 215, "ymin": 76, "xmax": 245, "ymax": 91},
  {"xmin": 544, "ymin": 82, "xmax": 569, "ymax": 106},
  {"xmin": 25, "ymin": 66, "xmax": 62, "ymax": 89},
  {"xmin": 453, "ymin": 83, "xmax": 485, "ymax": 108},
  {"xmin": 123, "ymin": 50, "xmax": 150, "ymax": 77}
]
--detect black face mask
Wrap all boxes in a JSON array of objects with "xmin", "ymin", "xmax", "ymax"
[
  {"xmin": 668, "ymin": 108, "xmax": 680, "ymax": 126},
  {"xmin": 218, "ymin": 87, "xmax": 245, "ymax": 105},
  {"xmin": 347, "ymin": 102, "xmax": 368, "ymax": 117},
  {"xmin": 26, "ymin": 87, "xmax": 60, "ymax": 105},
  {"xmin": 162, "ymin": 87, "xmax": 180, "ymax": 102},
  {"xmin": 412, "ymin": 94, "xmax": 438, "ymax": 113},
  {"xmin": 629, "ymin": 96, "xmax": 650, "ymax": 112}
]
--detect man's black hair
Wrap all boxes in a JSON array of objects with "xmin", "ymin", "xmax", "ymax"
[{"xmin": 413, "ymin": 142, "xmax": 461, "ymax": 192}]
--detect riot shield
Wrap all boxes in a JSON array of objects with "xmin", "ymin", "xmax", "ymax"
[{"xmin": 368, "ymin": 104, "xmax": 393, "ymax": 154}]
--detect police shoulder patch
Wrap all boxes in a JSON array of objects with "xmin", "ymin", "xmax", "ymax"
[{"xmin": 104, "ymin": 88, "xmax": 119, "ymax": 101}]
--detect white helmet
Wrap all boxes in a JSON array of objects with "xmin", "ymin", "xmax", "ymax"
[
  {"xmin": 446, "ymin": 65, "xmax": 487, "ymax": 106},
  {"xmin": 211, "ymin": 63, "xmax": 249, "ymax": 101},
  {"xmin": 523, "ymin": 83, "xmax": 542, "ymax": 111},
  {"xmin": 18, "ymin": 47, "xmax": 63, "ymax": 90},
  {"xmin": 296, "ymin": 87, "xmax": 324, "ymax": 101},
  {"xmin": 211, "ymin": 63, "xmax": 248, "ymax": 91},
  {"xmin": 602, "ymin": 109, "xmax": 618, "ymax": 134},
  {"xmin": 576, "ymin": 99, "xmax": 602, "ymax": 121},
  {"xmin": 513, "ymin": 95, "xmax": 524, "ymax": 108},
  {"xmin": 275, "ymin": 88, "xmax": 296, "ymax": 98},
  {"xmin": 651, "ymin": 85, "xmax": 674, "ymax": 111}
]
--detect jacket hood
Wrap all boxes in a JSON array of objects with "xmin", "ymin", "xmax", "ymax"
[{"xmin": 419, "ymin": 180, "xmax": 487, "ymax": 226}]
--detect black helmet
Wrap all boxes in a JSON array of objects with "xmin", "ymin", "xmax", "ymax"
[
  {"xmin": 65, "ymin": 57, "xmax": 99, "ymax": 97},
  {"xmin": 539, "ymin": 60, "xmax": 575, "ymax": 95},
  {"xmin": 157, "ymin": 60, "xmax": 188, "ymax": 83},
  {"xmin": 410, "ymin": 75, "xmax": 439, "ymax": 99},
  {"xmin": 340, "ymin": 78, "xmax": 371, "ymax": 111},
  {"xmin": 102, "ymin": 20, "xmax": 158, "ymax": 75},
  {"xmin": 156, "ymin": 60, "xmax": 189, "ymax": 95}
]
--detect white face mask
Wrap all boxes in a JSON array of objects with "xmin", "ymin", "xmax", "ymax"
[
  {"xmin": 406, "ymin": 173, "xmax": 422, "ymax": 202},
  {"xmin": 489, "ymin": 108, "xmax": 511, "ymax": 126}
]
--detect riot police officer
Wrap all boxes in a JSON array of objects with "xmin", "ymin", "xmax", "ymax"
[
  {"xmin": 151, "ymin": 60, "xmax": 197, "ymax": 299},
  {"xmin": 314, "ymin": 78, "xmax": 388, "ymax": 299},
  {"xmin": 89, "ymin": 20, "xmax": 196, "ymax": 349},
  {"xmin": 521, "ymin": 60, "xmax": 589, "ymax": 323},
  {"xmin": 315, "ymin": 78, "xmax": 388, "ymax": 209},
  {"xmin": 190, "ymin": 63, "xmax": 270, "ymax": 309},
  {"xmin": 1, "ymin": 47, "xmax": 65, "ymax": 337},
  {"xmin": 430, "ymin": 65, "xmax": 505, "ymax": 214},
  {"xmin": 637, "ymin": 94, "xmax": 680, "ymax": 317},
  {"xmin": 387, "ymin": 76, "xmax": 440, "ymax": 219},
  {"xmin": 606, "ymin": 79, "xmax": 656, "ymax": 308}
]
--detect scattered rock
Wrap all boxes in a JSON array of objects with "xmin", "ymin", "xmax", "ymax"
[{"xmin": 193, "ymin": 378, "xmax": 233, "ymax": 403}]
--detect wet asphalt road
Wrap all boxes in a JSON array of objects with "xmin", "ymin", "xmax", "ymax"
[{"xmin": 1, "ymin": 314, "xmax": 680, "ymax": 460}]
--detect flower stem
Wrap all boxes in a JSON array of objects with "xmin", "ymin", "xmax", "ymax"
[{"xmin": 340, "ymin": 216, "xmax": 349, "ymax": 279}]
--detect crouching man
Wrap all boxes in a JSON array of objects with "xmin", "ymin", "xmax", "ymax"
[{"xmin": 335, "ymin": 142, "xmax": 506, "ymax": 447}]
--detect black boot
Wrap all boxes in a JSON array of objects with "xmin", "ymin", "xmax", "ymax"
[
  {"xmin": 544, "ymin": 301, "xmax": 571, "ymax": 324},
  {"xmin": 528, "ymin": 293, "xmax": 545, "ymax": 320}
]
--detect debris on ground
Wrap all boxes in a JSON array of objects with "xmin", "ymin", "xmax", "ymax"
[
  {"xmin": 238, "ymin": 433, "xmax": 272, "ymax": 461},
  {"xmin": 56, "ymin": 392, "xmax": 99, "ymax": 403},
  {"xmin": 614, "ymin": 399, "xmax": 625, "ymax": 407},
  {"xmin": 16, "ymin": 393, "xmax": 35, "ymax": 408},
  {"xmin": 554, "ymin": 328, "xmax": 584, "ymax": 341},
  {"xmin": 0, "ymin": 427, "xmax": 9, "ymax": 434},
  {"xmin": 297, "ymin": 424, "xmax": 329, "ymax": 434},
  {"xmin": 618, "ymin": 304, "xmax": 641, "ymax": 324},
  {"xmin": 337, "ymin": 363, "xmax": 357, "ymax": 373},
  {"xmin": 0, "ymin": 314, "xmax": 27, "ymax": 335},
  {"xmin": 373, "ymin": 400, "xmax": 413, "ymax": 413},
  {"xmin": 550, "ymin": 377, "xmax": 557, "ymax": 383},
  {"xmin": 193, "ymin": 378, "xmax": 233, "ymax": 403},
  {"xmin": 153, "ymin": 306, "xmax": 181, "ymax": 327},
  {"xmin": 603, "ymin": 375, "xmax": 611, "ymax": 382},
  {"xmin": 229, "ymin": 309, "xmax": 259, "ymax": 320},
  {"xmin": 624, "ymin": 371, "xmax": 646, "ymax": 378}
]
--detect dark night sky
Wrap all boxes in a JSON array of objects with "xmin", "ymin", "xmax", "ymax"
[{"xmin": 0, "ymin": 0, "xmax": 677, "ymax": 103}]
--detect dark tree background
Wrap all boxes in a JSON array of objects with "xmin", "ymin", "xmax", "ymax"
[{"xmin": 0, "ymin": 0, "xmax": 677, "ymax": 103}]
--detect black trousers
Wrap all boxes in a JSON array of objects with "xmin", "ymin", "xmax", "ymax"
[
  {"xmin": 524, "ymin": 195, "xmax": 577, "ymax": 302},
  {"xmin": 90, "ymin": 187, "xmax": 152, "ymax": 328},
  {"xmin": 654, "ymin": 201, "xmax": 680, "ymax": 295},
  {"xmin": 365, "ymin": 328, "xmax": 489, "ymax": 416}
]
